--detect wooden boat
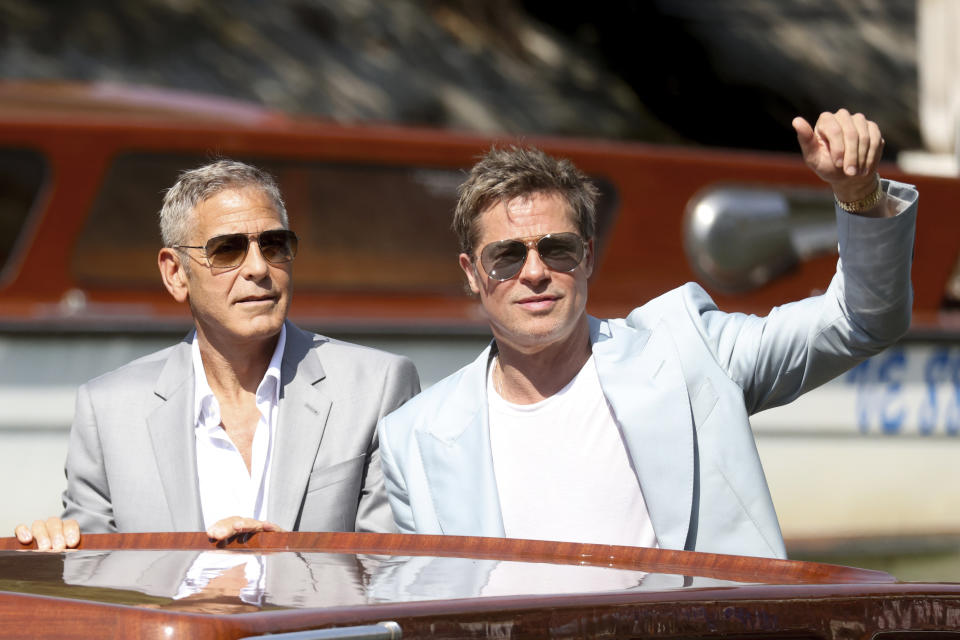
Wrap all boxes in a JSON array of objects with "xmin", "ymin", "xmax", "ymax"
[
  {"xmin": 1, "ymin": 81, "xmax": 958, "ymax": 555},
  {"xmin": 1, "ymin": 531, "xmax": 958, "ymax": 639},
  {"xmin": 2, "ymin": 81, "xmax": 959, "ymax": 333}
]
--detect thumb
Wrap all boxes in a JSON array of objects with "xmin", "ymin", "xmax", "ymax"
[{"xmin": 792, "ymin": 116, "xmax": 818, "ymax": 156}]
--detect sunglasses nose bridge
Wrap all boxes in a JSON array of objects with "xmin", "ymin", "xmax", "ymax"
[
  {"xmin": 516, "ymin": 238, "xmax": 550, "ymax": 279},
  {"xmin": 215, "ymin": 233, "xmax": 270, "ymax": 272},
  {"xmin": 220, "ymin": 236, "xmax": 257, "ymax": 274}
]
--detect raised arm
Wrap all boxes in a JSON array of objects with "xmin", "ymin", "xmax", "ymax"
[{"xmin": 699, "ymin": 109, "xmax": 916, "ymax": 413}]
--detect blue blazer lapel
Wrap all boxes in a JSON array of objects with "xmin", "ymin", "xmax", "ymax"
[
  {"xmin": 416, "ymin": 346, "xmax": 505, "ymax": 537},
  {"xmin": 269, "ymin": 322, "xmax": 331, "ymax": 530},
  {"xmin": 146, "ymin": 336, "xmax": 204, "ymax": 531},
  {"xmin": 590, "ymin": 316, "xmax": 694, "ymax": 552}
]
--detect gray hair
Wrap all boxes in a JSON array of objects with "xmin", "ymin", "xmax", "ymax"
[
  {"xmin": 159, "ymin": 160, "xmax": 287, "ymax": 247},
  {"xmin": 453, "ymin": 146, "xmax": 599, "ymax": 255}
]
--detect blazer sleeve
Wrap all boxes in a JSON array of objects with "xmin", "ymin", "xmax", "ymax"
[
  {"xmin": 696, "ymin": 179, "xmax": 917, "ymax": 414},
  {"xmin": 61, "ymin": 383, "xmax": 117, "ymax": 533},
  {"xmin": 355, "ymin": 355, "xmax": 420, "ymax": 533}
]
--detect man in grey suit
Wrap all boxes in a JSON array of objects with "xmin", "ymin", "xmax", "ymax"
[
  {"xmin": 16, "ymin": 160, "xmax": 419, "ymax": 550},
  {"xmin": 377, "ymin": 110, "xmax": 917, "ymax": 558}
]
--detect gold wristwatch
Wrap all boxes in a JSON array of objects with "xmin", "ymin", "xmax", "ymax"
[{"xmin": 835, "ymin": 177, "xmax": 885, "ymax": 213}]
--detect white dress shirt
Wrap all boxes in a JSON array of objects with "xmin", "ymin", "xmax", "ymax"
[{"xmin": 191, "ymin": 325, "xmax": 285, "ymax": 530}]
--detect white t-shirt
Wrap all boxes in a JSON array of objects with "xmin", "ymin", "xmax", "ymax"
[{"xmin": 487, "ymin": 355, "xmax": 658, "ymax": 548}]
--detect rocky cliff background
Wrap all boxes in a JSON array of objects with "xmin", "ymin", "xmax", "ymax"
[{"xmin": 0, "ymin": 0, "xmax": 920, "ymax": 153}]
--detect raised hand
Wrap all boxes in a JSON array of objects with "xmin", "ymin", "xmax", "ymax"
[{"xmin": 792, "ymin": 108, "xmax": 885, "ymax": 205}]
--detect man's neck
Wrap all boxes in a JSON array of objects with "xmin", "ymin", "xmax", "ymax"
[
  {"xmin": 493, "ymin": 317, "xmax": 592, "ymax": 405},
  {"xmin": 195, "ymin": 329, "xmax": 278, "ymax": 399}
]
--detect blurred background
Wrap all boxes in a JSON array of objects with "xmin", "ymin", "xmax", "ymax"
[
  {"xmin": 1, "ymin": 0, "xmax": 958, "ymax": 578},
  {"xmin": 0, "ymin": 0, "xmax": 937, "ymax": 155}
]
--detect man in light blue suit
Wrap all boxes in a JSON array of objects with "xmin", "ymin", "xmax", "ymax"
[{"xmin": 378, "ymin": 110, "xmax": 917, "ymax": 559}]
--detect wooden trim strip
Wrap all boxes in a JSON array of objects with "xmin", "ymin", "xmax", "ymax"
[{"xmin": 0, "ymin": 531, "xmax": 894, "ymax": 585}]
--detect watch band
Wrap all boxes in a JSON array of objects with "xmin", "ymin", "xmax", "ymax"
[{"xmin": 835, "ymin": 178, "xmax": 885, "ymax": 213}]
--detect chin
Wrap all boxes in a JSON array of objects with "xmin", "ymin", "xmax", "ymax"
[
  {"xmin": 503, "ymin": 324, "xmax": 572, "ymax": 350},
  {"xmin": 239, "ymin": 315, "xmax": 285, "ymax": 338}
]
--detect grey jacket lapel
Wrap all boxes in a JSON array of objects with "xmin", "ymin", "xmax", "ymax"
[
  {"xmin": 590, "ymin": 316, "xmax": 694, "ymax": 552},
  {"xmin": 146, "ymin": 336, "xmax": 204, "ymax": 531},
  {"xmin": 269, "ymin": 322, "xmax": 332, "ymax": 530},
  {"xmin": 417, "ymin": 346, "xmax": 505, "ymax": 537}
]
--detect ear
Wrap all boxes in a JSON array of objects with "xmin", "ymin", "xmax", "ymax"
[
  {"xmin": 583, "ymin": 238, "xmax": 595, "ymax": 279},
  {"xmin": 458, "ymin": 253, "xmax": 481, "ymax": 295},
  {"xmin": 158, "ymin": 248, "xmax": 190, "ymax": 303}
]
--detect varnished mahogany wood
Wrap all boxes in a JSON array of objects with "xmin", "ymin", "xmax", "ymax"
[
  {"xmin": 0, "ymin": 531, "xmax": 893, "ymax": 585},
  {"xmin": 1, "ymin": 532, "xmax": 959, "ymax": 639}
]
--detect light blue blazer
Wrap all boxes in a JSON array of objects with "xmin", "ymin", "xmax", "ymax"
[{"xmin": 379, "ymin": 181, "xmax": 917, "ymax": 559}]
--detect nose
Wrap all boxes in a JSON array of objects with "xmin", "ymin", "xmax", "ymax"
[
  {"xmin": 517, "ymin": 244, "xmax": 549, "ymax": 285},
  {"xmin": 239, "ymin": 238, "xmax": 270, "ymax": 280}
]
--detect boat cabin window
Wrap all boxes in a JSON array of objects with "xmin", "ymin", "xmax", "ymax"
[
  {"xmin": 70, "ymin": 152, "xmax": 618, "ymax": 293},
  {"xmin": 0, "ymin": 148, "xmax": 47, "ymax": 280}
]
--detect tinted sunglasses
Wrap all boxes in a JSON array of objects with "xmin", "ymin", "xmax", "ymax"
[
  {"xmin": 175, "ymin": 229, "xmax": 299, "ymax": 269},
  {"xmin": 477, "ymin": 232, "xmax": 586, "ymax": 281}
]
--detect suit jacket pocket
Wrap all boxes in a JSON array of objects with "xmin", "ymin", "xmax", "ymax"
[{"xmin": 306, "ymin": 454, "xmax": 365, "ymax": 493}]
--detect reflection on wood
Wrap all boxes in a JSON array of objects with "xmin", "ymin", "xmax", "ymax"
[{"xmin": 0, "ymin": 532, "xmax": 958, "ymax": 640}]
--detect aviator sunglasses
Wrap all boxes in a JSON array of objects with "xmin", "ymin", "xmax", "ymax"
[
  {"xmin": 476, "ymin": 231, "xmax": 587, "ymax": 281},
  {"xmin": 174, "ymin": 229, "xmax": 299, "ymax": 269}
]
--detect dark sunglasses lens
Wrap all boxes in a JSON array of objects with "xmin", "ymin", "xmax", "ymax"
[
  {"xmin": 481, "ymin": 240, "xmax": 527, "ymax": 280},
  {"xmin": 259, "ymin": 230, "xmax": 298, "ymax": 264},
  {"xmin": 538, "ymin": 233, "xmax": 583, "ymax": 272},
  {"xmin": 205, "ymin": 234, "xmax": 250, "ymax": 268}
]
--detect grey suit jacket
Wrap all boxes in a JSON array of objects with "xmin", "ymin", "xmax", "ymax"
[
  {"xmin": 378, "ymin": 181, "xmax": 917, "ymax": 559},
  {"xmin": 62, "ymin": 320, "xmax": 420, "ymax": 533}
]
